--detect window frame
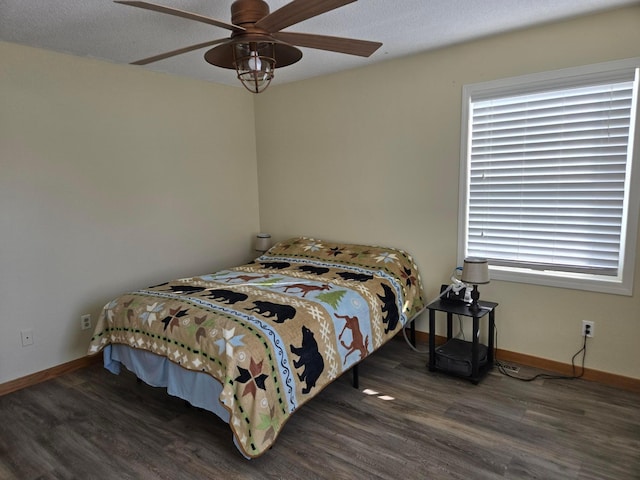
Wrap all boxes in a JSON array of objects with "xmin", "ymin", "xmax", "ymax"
[{"xmin": 458, "ymin": 58, "xmax": 640, "ymax": 295}]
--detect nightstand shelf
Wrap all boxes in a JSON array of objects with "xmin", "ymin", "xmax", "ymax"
[{"xmin": 426, "ymin": 298, "xmax": 498, "ymax": 384}]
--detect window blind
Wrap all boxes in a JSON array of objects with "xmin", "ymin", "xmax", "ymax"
[{"xmin": 467, "ymin": 78, "xmax": 636, "ymax": 276}]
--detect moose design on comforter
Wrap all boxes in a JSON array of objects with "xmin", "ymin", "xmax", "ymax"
[{"xmin": 88, "ymin": 237, "xmax": 425, "ymax": 458}]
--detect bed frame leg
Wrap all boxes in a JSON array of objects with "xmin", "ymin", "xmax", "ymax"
[
  {"xmin": 410, "ymin": 320, "xmax": 416, "ymax": 347},
  {"xmin": 352, "ymin": 364, "xmax": 359, "ymax": 389}
]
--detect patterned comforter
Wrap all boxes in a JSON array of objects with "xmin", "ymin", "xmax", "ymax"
[{"xmin": 88, "ymin": 237, "xmax": 425, "ymax": 458}]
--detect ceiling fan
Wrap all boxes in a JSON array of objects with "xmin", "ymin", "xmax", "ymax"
[{"xmin": 115, "ymin": 0, "xmax": 383, "ymax": 93}]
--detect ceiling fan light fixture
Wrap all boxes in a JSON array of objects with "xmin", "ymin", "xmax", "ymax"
[
  {"xmin": 206, "ymin": 38, "xmax": 303, "ymax": 94},
  {"xmin": 233, "ymin": 41, "xmax": 275, "ymax": 93}
]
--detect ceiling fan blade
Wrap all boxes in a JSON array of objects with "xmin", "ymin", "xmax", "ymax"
[
  {"xmin": 273, "ymin": 31, "xmax": 381, "ymax": 57},
  {"xmin": 255, "ymin": 0, "xmax": 356, "ymax": 33},
  {"xmin": 130, "ymin": 38, "xmax": 230, "ymax": 65},
  {"xmin": 114, "ymin": 1, "xmax": 244, "ymax": 32}
]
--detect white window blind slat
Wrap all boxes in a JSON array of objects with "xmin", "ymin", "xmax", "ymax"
[{"xmin": 473, "ymin": 95, "xmax": 633, "ymax": 122}]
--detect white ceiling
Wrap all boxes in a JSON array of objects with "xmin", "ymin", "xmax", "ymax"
[{"xmin": 1, "ymin": 0, "xmax": 638, "ymax": 88}]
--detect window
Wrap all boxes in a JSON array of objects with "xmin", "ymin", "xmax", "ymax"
[{"xmin": 459, "ymin": 58, "xmax": 640, "ymax": 295}]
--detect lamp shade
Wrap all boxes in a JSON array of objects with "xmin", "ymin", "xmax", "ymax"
[
  {"xmin": 255, "ymin": 233, "xmax": 271, "ymax": 252},
  {"xmin": 461, "ymin": 257, "xmax": 490, "ymax": 285}
]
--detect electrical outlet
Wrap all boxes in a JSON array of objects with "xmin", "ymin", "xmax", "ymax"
[
  {"xmin": 21, "ymin": 329, "xmax": 34, "ymax": 347},
  {"xmin": 582, "ymin": 320, "xmax": 594, "ymax": 337},
  {"xmin": 81, "ymin": 314, "xmax": 92, "ymax": 330}
]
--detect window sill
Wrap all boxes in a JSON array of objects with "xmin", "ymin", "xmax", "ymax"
[{"xmin": 489, "ymin": 266, "xmax": 633, "ymax": 296}]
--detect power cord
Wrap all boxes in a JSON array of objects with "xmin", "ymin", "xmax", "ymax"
[
  {"xmin": 494, "ymin": 324, "xmax": 588, "ymax": 381},
  {"xmin": 402, "ymin": 324, "xmax": 429, "ymax": 353},
  {"xmin": 401, "ymin": 304, "xmax": 429, "ymax": 354},
  {"xmin": 455, "ymin": 315, "xmax": 466, "ymax": 341}
]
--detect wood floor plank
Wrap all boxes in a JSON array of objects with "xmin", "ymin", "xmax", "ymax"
[{"xmin": 1, "ymin": 338, "xmax": 639, "ymax": 479}]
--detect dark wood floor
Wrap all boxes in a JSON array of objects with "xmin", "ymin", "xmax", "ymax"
[{"xmin": 1, "ymin": 338, "xmax": 639, "ymax": 479}]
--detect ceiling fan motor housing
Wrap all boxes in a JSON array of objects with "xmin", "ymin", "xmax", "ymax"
[
  {"xmin": 206, "ymin": 0, "xmax": 302, "ymax": 73},
  {"xmin": 231, "ymin": 0, "xmax": 270, "ymax": 27}
]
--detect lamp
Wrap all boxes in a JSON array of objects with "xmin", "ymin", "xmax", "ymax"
[
  {"xmin": 461, "ymin": 257, "xmax": 490, "ymax": 312},
  {"xmin": 254, "ymin": 233, "xmax": 271, "ymax": 253}
]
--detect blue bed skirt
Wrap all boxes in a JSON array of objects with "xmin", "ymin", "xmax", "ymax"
[{"xmin": 103, "ymin": 344, "xmax": 230, "ymax": 423}]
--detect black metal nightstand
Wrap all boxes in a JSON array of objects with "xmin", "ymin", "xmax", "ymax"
[{"xmin": 427, "ymin": 298, "xmax": 498, "ymax": 384}]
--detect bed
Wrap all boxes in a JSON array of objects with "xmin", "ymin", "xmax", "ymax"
[{"xmin": 88, "ymin": 237, "xmax": 425, "ymax": 458}]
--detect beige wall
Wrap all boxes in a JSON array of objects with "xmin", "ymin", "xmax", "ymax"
[
  {"xmin": 0, "ymin": 42, "xmax": 260, "ymax": 384},
  {"xmin": 2, "ymin": 6, "xmax": 639, "ymax": 386},
  {"xmin": 254, "ymin": 6, "xmax": 640, "ymax": 379}
]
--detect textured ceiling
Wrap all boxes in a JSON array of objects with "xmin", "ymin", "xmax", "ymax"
[{"xmin": 1, "ymin": 0, "xmax": 638, "ymax": 88}]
